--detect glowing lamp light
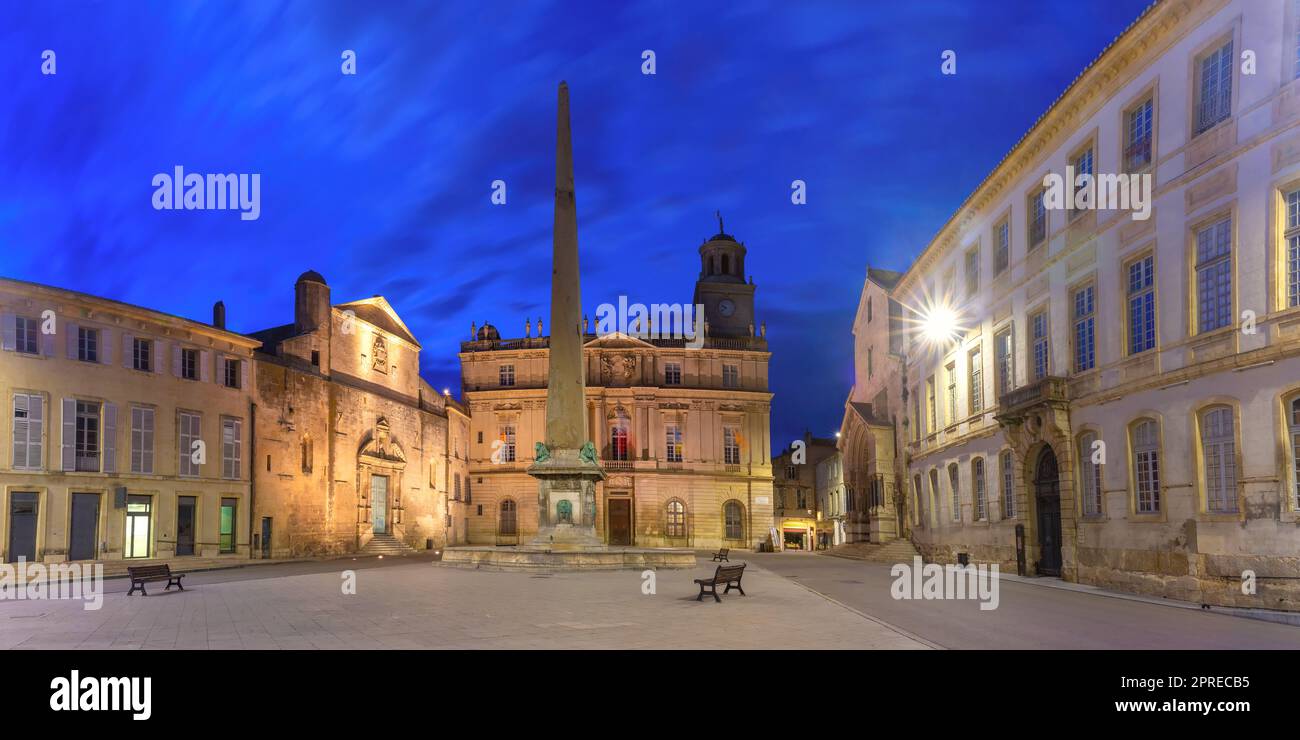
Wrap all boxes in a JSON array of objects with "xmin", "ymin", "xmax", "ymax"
[{"xmin": 920, "ymin": 303, "xmax": 962, "ymax": 346}]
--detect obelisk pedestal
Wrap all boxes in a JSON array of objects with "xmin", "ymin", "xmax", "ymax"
[{"xmin": 527, "ymin": 81, "xmax": 606, "ymax": 549}]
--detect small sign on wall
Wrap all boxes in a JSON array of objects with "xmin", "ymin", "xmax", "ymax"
[{"xmin": 754, "ymin": 496, "xmax": 769, "ymax": 505}]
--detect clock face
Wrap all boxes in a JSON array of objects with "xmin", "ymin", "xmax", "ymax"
[{"xmin": 718, "ymin": 299, "xmax": 736, "ymax": 317}]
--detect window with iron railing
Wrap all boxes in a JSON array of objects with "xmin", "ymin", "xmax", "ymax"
[
  {"xmin": 1125, "ymin": 98, "xmax": 1153, "ymax": 171},
  {"xmin": 1195, "ymin": 40, "xmax": 1233, "ymax": 135}
]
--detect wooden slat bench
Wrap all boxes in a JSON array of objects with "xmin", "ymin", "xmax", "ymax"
[
  {"xmin": 694, "ymin": 563, "xmax": 746, "ymax": 603},
  {"xmin": 711, "ymin": 547, "xmax": 730, "ymax": 562},
  {"xmin": 126, "ymin": 564, "xmax": 185, "ymax": 596}
]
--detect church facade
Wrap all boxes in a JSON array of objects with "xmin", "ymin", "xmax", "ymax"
[
  {"xmin": 248, "ymin": 271, "xmax": 470, "ymax": 557},
  {"xmin": 460, "ymin": 225, "xmax": 775, "ymax": 550}
]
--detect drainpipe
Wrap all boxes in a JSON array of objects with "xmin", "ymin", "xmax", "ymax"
[{"xmin": 249, "ymin": 400, "xmax": 257, "ymax": 558}]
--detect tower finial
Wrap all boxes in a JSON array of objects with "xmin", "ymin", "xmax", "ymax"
[{"xmin": 716, "ymin": 209, "xmax": 724, "ymax": 235}]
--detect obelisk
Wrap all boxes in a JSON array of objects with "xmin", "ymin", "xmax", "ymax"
[{"xmin": 528, "ymin": 81, "xmax": 606, "ymax": 548}]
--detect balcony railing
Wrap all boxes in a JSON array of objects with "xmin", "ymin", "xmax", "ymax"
[{"xmin": 995, "ymin": 376, "xmax": 1070, "ymax": 422}]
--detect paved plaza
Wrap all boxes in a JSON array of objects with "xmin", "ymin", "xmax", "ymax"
[{"xmin": 0, "ymin": 555, "xmax": 929, "ymax": 650}]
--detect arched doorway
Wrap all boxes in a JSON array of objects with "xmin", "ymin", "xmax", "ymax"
[{"xmin": 1034, "ymin": 446, "xmax": 1062, "ymax": 576}]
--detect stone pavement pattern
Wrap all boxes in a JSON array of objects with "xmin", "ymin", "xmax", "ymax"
[{"xmin": 0, "ymin": 558, "xmax": 928, "ymax": 650}]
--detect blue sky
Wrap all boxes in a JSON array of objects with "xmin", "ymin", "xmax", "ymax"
[{"xmin": 0, "ymin": 0, "xmax": 1151, "ymax": 448}]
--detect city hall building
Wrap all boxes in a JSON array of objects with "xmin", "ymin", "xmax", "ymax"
[
  {"xmin": 459, "ymin": 223, "xmax": 775, "ymax": 550},
  {"xmin": 844, "ymin": 0, "xmax": 1300, "ymax": 610},
  {"xmin": 0, "ymin": 277, "xmax": 260, "ymax": 564}
]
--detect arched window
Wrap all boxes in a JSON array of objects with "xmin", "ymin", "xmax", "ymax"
[
  {"xmin": 1200, "ymin": 406, "xmax": 1237, "ymax": 513},
  {"xmin": 948, "ymin": 463, "xmax": 961, "ymax": 522},
  {"xmin": 1079, "ymin": 432, "xmax": 1102, "ymax": 516},
  {"xmin": 723, "ymin": 500, "xmax": 744, "ymax": 540},
  {"xmin": 999, "ymin": 451, "xmax": 1015, "ymax": 518},
  {"xmin": 610, "ymin": 426, "xmax": 629, "ymax": 461},
  {"xmin": 722, "ymin": 254, "xmax": 731, "ymax": 275},
  {"xmin": 1131, "ymin": 419, "xmax": 1160, "ymax": 513},
  {"xmin": 499, "ymin": 499, "xmax": 517, "ymax": 535},
  {"xmin": 1289, "ymin": 396, "xmax": 1300, "ymax": 509},
  {"xmin": 972, "ymin": 458, "xmax": 986, "ymax": 521},
  {"xmin": 666, "ymin": 499, "xmax": 686, "ymax": 538}
]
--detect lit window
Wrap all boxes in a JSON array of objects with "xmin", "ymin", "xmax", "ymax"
[
  {"xmin": 1195, "ymin": 217, "xmax": 1232, "ymax": 333},
  {"xmin": 995, "ymin": 327, "xmax": 1014, "ymax": 396},
  {"xmin": 1132, "ymin": 419, "xmax": 1160, "ymax": 514},
  {"xmin": 665, "ymin": 424, "xmax": 683, "ymax": 463},
  {"xmin": 1125, "ymin": 98, "xmax": 1154, "ymax": 171},
  {"xmin": 723, "ymin": 426, "xmax": 741, "ymax": 465},
  {"xmin": 1285, "ymin": 189, "xmax": 1300, "ymax": 309},
  {"xmin": 499, "ymin": 424, "xmax": 516, "ymax": 462},
  {"xmin": 1200, "ymin": 406, "xmax": 1237, "ymax": 513},
  {"xmin": 968, "ymin": 347, "xmax": 983, "ymax": 415},
  {"xmin": 610, "ymin": 426, "xmax": 629, "ymax": 461},
  {"xmin": 666, "ymin": 499, "xmax": 686, "ymax": 538}
]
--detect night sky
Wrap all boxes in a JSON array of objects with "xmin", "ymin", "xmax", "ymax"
[{"xmin": 0, "ymin": 0, "xmax": 1151, "ymax": 449}]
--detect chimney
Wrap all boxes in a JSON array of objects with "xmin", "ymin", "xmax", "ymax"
[{"xmin": 212, "ymin": 301, "xmax": 226, "ymax": 329}]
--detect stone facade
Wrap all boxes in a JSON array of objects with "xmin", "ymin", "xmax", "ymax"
[
  {"xmin": 248, "ymin": 271, "xmax": 469, "ymax": 557},
  {"xmin": 0, "ymin": 278, "xmax": 260, "ymax": 563},
  {"xmin": 460, "ymin": 226, "xmax": 775, "ymax": 551},
  {"xmin": 773, "ymin": 434, "xmax": 837, "ymax": 550},
  {"xmin": 843, "ymin": 0, "xmax": 1300, "ymax": 610}
]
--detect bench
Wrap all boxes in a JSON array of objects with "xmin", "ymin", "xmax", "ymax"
[
  {"xmin": 694, "ymin": 563, "xmax": 746, "ymax": 603},
  {"xmin": 126, "ymin": 564, "xmax": 185, "ymax": 596},
  {"xmin": 711, "ymin": 547, "xmax": 730, "ymax": 562}
]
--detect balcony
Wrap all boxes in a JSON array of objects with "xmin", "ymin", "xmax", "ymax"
[
  {"xmin": 602, "ymin": 459, "xmax": 634, "ymax": 472},
  {"xmin": 994, "ymin": 376, "xmax": 1070, "ymax": 424}
]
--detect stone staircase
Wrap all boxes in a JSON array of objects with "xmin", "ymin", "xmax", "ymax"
[
  {"xmin": 826, "ymin": 538, "xmax": 921, "ymax": 564},
  {"xmin": 361, "ymin": 533, "xmax": 419, "ymax": 557}
]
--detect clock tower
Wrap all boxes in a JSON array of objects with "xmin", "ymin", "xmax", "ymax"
[{"xmin": 692, "ymin": 212, "xmax": 757, "ymax": 338}]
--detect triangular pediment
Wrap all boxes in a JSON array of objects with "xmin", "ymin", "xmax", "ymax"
[
  {"xmin": 583, "ymin": 332, "xmax": 658, "ymax": 350},
  {"xmin": 334, "ymin": 296, "xmax": 420, "ymax": 348}
]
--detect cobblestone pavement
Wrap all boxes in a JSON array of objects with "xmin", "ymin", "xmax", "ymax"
[{"xmin": 0, "ymin": 556, "xmax": 929, "ymax": 650}]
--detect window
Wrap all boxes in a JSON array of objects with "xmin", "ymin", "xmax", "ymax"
[
  {"xmin": 723, "ymin": 426, "xmax": 741, "ymax": 465},
  {"xmin": 913, "ymin": 474, "xmax": 924, "ymax": 525},
  {"xmin": 1194, "ymin": 39, "xmax": 1233, "ymax": 135},
  {"xmin": 1127, "ymin": 255, "xmax": 1156, "ymax": 354},
  {"xmin": 926, "ymin": 376, "xmax": 937, "ymax": 432},
  {"xmin": 796, "ymin": 489, "xmax": 807, "ymax": 509},
  {"xmin": 1028, "ymin": 188, "xmax": 1047, "ymax": 248},
  {"xmin": 77, "ymin": 327, "xmax": 98, "ymax": 363},
  {"xmin": 15, "ymin": 316, "xmax": 38, "ymax": 354},
  {"xmin": 1132, "ymin": 419, "xmax": 1160, "ymax": 514},
  {"xmin": 665, "ymin": 424, "xmax": 683, "ymax": 463},
  {"xmin": 1073, "ymin": 285, "xmax": 1095, "ymax": 373},
  {"xmin": 219, "ymin": 498, "xmax": 237, "ymax": 553},
  {"xmin": 311, "ymin": 350, "xmax": 320, "ymax": 367},
  {"xmin": 1070, "ymin": 146, "xmax": 1094, "ymax": 218},
  {"xmin": 499, "ymin": 424, "xmax": 516, "ymax": 462},
  {"xmin": 610, "ymin": 426, "xmax": 629, "ymax": 461},
  {"xmin": 965, "ymin": 247, "xmax": 980, "ymax": 296},
  {"xmin": 130, "ymin": 406, "xmax": 154, "ymax": 474},
  {"xmin": 664, "ymin": 362, "xmax": 682, "ymax": 386},
  {"xmin": 972, "ymin": 458, "xmax": 986, "ymax": 521},
  {"xmin": 301, "ymin": 436, "xmax": 313, "ymax": 474},
  {"xmin": 1289, "ymin": 397, "xmax": 1300, "ymax": 510},
  {"xmin": 968, "ymin": 348, "xmax": 983, "ymax": 415},
  {"xmin": 181, "ymin": 348, "xmax": 199, "ymax": 380},
  {"xmin": 11, "ymin": 394, "xmax": 43, "ymax": 470},
  {"xmin": 928, "ymin": 469, "xmax": 940, "ymax": 525},
  {"xmin": 499, "ymin": 499, "xmax": 517, "ymax": 536},
  {"xmin": 785, "ymin": 465, "xmax": 797, "ymax": 480},
  {"xmin": 867, "ymin": 297, "xmax": 873, "ymax": 322},
  {"xmin": 722, "ymin": 364, "xmax": 739, "ymax": 388},
  {"xmin": 1286, "ymin": 188, "xmax": 1300, "ymax": 308},
  {"xmin": 945, "ymin": 363, "xmax": 957, "ymax": 424},
  {"xmin": 1000, "ymin": 451, "xmax": 1015, "ymax": 518},
  {"xmin": 1079, "ymin": 432, "xmax": 1102, "ymax": 516},
  {"xmin": 125, "ymin": 495, "xmax": 152, "ymax": 559},
  {"xmin": 130, "ymin": 337, "xmax": 150, "ymax": 372},
  {"xmin": 499, "ymin": 364, "xmax": 515, "ymax": 387},
  {"xmin": 948, "ymin": 464, "xmax": 960, "ymax": 521},
  {"xmin": 665, "ymin": 499, "xmax": 686, "ymax": 538},
  {"xmin": 867, "ymin": 347, "xmax": 874, "ymax": 378},
  {"xmin": 994, "ymin": 219, "xmax": 1010, "ymax": 275},
  {"xmin": 178, "ymin": 411, "xmax": 201, "ymax": 478},
  {"xmin": 1125, "ymin": 97, "xmax": 1153, "ymax": 171},
  {"xmin": 75, "ymin": 400, "xmax": 100, "ymax": 472},
  {"xmin": 223, "ymin": 357, "xmax": 240, "ymax": 389},
  {"xmin": 723, "ymin": 500, "xmax": 744, "ymax": 540},
  {"xmin": 995, "ymin": 327, "xmax": 1014, "ymax": 397},
  {"xmin": 1200, "ymin": 406, "xmax": 1237, "ymax": 513},
  {"xmin": 1031, "ymin": 310, "xmax": 1049, "ymax": 381},
  {"xmin": 222, "ymin": 418, "xmax": 242, "ymax": 480},
  {"xmin": 454, "ymin": 473, "xmax": 461, "ymax": 501},
  {"xmin": 1195, "ymin": 216, "xmax": 1232, "ymax": 333}
]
